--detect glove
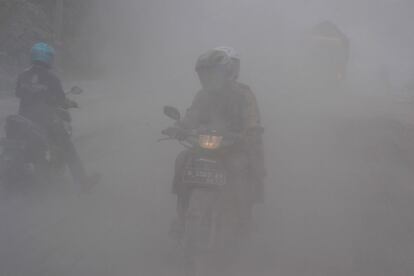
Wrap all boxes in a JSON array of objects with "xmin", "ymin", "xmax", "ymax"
[
  {"xmin": 175, "ymin": 128, "xmax": 187, "ymax": 141},
  {"xmin": 66, "ymin": 99, "xmax": 79, "ymax": 108},
  {"xmin": 162, "ymin": 127, "xmax": 186, "ymax": 140}
]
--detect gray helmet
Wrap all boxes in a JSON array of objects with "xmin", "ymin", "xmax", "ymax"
[
  {"xmin": 214, "ymin": 46, "xmax": 240, "ymax": 61},
  {"xmin": 195, "ymin": 46, "xmax": 240, "ymax": 80}
]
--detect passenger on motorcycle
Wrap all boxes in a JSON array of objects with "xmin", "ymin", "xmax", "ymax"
[
  {"xmin": 15, "ymin": 42, "xmax": 90, "ymax": 188},
  {"xmin": 171, "ymin": 47, "xmax": 266, "ymax": 237}
]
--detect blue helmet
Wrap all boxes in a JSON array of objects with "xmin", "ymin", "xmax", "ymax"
[{"xmin": 30, "ymin": 42, "xmax": 55, "ymax": 67}]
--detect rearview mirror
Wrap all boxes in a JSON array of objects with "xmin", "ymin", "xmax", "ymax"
[
  {"xmin": 69, "ymin": 86, "xmax": 83, "ymax": 95},
  {"xmin": 163, "ymin": 106, "xmax": 181, "ymax": 121}
]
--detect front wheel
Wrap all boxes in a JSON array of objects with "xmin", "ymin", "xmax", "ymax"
[{"xmin": 181, "ymin": 189, "xmax": 220, "ymax": 276}]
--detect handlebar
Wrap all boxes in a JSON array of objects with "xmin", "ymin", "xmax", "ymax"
[
  {"xmin": 160, "ymin": 126, "xmax": 241, "ymax": 149},
  {"xmin": 65, "ymin": 99, "xmax": 79, "ymax": 109}
]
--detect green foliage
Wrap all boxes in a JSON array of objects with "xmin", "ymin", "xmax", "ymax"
[{"xmin": 0, "ymin": 0, "xmax": 95, "ymax": 84}]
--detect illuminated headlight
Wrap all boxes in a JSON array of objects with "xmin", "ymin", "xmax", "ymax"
[{"xmin": 198, "ymin": 135, "xmax": 223, "ymax": 150}]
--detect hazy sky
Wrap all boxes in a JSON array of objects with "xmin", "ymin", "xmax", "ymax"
[{"xmin": 95, "ymin": 0, "xmax": 413, "ymax": 87}]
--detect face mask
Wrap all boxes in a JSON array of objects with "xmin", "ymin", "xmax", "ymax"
[{"xmin": 197, "ymin": 66, "xmax": 230, "ymax": 93}]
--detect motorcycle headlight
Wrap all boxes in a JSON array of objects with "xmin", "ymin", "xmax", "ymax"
[{"xmin": 198, "ymin": 135, "xmax": 223, "ymax": 150}]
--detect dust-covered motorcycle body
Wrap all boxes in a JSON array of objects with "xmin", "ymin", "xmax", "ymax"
[
  {"xmin": 162, "ymin": 105, "xmax": 245, "ymax": 275},
  {"xmin": 0, "ymin": 86, "xmax": 82, "ymax": 188}
]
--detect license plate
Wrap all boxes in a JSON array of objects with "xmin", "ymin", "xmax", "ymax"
[{"xmin": 182, "ymin": 159, "xmax": 226, "ymax": 186}]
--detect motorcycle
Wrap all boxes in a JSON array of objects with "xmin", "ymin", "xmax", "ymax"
[
  {"xmin": 0, "ymin": 86, "xmax": 83, "ymax": 189},
  {"xmin": 162, "ymin": 106, "xmax": 251, "ymax": 276}
]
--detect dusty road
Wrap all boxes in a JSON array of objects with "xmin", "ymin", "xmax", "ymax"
[{"xmin": 0, "ymin": 79, "xmax": 414, "ymax": 276}]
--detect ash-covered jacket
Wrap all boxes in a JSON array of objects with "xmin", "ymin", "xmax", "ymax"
[
  {"xmin": 15, "ymin": 65, "xmax": 66, "ymax": 127},
  {"xmin": 181, "ymin": 81, "xmax": 262, "ymax": 137},
  {"xmin": 180, "ymin": 81, "xmax": 266, "ymax": 201}
]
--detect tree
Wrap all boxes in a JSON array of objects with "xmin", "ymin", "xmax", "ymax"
[{"xmin": 0, "ymin": 0, "xmax": 96, "ymax": 92}]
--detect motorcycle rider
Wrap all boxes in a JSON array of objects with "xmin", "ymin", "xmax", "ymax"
[
  {"xmin": 171, "ymin": 47, "xmax": 266, "ymax": 237},
  {"xmin": 15, "ymin": 42, "xmax": 90, "ymax": 188}
]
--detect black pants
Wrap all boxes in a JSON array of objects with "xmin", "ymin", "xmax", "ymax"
[
  {"xmin": 48, "ymin": 123, "xmax": 88, "ymax": 187},
  {"xmin": 60, "ymin": 135, "xmax": 88, "ymax": 186}
]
